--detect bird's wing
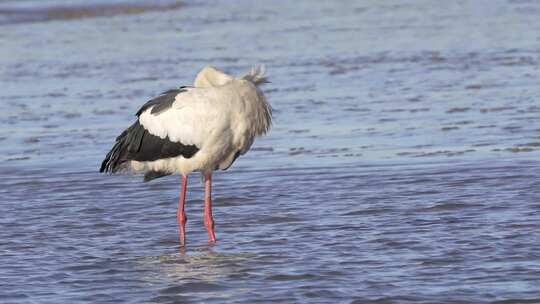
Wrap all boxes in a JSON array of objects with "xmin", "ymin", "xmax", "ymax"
[
  {"xmin": 99, "ymin": 119, "xmax": 199, "ymax": 173},
  {"xmin": 101, "ymin": 86, "xmax": 229, "ymax": 174},
  {"xmin": 138, "ymin": 87, "xmax": 228, "ymax": 148},
  {"xmin": 135, "ymin": 87, "xmax": 190, "ymax": 117}
]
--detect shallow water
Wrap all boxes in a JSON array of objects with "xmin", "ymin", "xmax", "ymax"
[{"xmin": 1, "ymin": 0, "xmax": 540, "ymax": 302}]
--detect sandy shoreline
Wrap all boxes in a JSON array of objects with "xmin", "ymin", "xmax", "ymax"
[{"xmin": 0, "ymin": 0, "xmax": 182, "ymax": 25}]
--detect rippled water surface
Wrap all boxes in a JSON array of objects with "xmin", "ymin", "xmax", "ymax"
[{"xmin": 1, "ymin": 0, "xmax": 540, "ymax": 302}]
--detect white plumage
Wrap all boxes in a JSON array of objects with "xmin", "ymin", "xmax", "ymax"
[
  {"xmin": 100, "ymin": 65, "xmax": 272, "ymax": 245},
  {"xmin": 132, "ymin": 66, "xmax": 271, "ymax": 175}
]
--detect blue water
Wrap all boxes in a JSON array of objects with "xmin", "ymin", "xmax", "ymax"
[{"xmin": 1, "ymin": 0, "xmax": 540, "ymax": 302}]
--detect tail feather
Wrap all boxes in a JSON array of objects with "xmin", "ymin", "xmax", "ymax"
[{"xmin": 143, "ymin": 170, "xmax": 170, "ymax": 182}]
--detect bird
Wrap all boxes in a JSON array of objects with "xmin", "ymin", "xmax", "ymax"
[{"xmin": 100, "ymin": 66, "xmax": 272, "ymax": 245}]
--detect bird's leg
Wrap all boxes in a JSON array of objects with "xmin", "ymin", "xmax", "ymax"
[
  {"xmin": 177, "ymin": 175, "xmax": 188, "ymax": 246},
  {"xmin": 203, "ymin": 172, "xmax": 216, "ymax": 243}
]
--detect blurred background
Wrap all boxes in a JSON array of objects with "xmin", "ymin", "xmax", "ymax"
[{"xmin": 1, "ymin": 0, "xmax": 540, "ymax": 303}]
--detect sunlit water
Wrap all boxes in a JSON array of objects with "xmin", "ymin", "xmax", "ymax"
[{"xmin": 1, "ymin": 0, "xmax": 540, "ymax": 302}]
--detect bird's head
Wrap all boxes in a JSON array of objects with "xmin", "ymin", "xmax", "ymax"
[{"xmin": 194, "ymin": 66, "xmax": 234, "ymax": 88}]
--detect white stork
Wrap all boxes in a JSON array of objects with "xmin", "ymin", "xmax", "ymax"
[{"xmin": 100, "ymin": 66, "xmax": 272, "ymax": 245}]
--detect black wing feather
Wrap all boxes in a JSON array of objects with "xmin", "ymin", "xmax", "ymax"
[
  {"xmin": 135, "ymin": 86, "xmax": 190, "ymax": 117},
  {"xmin": 100, "ymin": 120, "xmax": 199, "ymax": 174},
  {"xmin": 100, "ymin": 86, "xmax": 198, "ymax": 179}
]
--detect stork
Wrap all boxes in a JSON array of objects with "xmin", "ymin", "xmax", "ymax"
[{"xmin": 100, "ymin": 66, "xmax": 272, "ymax": 245}]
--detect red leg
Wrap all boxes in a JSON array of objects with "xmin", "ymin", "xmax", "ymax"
[
  {"xmin": 177, "ymin": 175, "xmax": 188, "ymax": 246},
  {"xmin": 203, "ymin": 173, "xmax": 216, "ymax": 243}
]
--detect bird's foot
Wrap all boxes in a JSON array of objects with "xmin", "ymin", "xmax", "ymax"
[
  {"xmin": 179, "ymin": 233, "xmax": 186, "ymax": 247},
  {"xmin": 207, "ymin": 232, "xmax": 216, "ymax": 244},
  {"xmin": 204, "ymin": 218, "xmax": 216, "ymax": 243},
  {"xmin": 177, "ymin": 209, "xmax": 187, "ymax": 243}
]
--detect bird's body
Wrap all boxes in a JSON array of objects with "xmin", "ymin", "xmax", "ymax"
[{"xmin": 100, "ymin": 66, "xmax": 271, "ymax": 245}]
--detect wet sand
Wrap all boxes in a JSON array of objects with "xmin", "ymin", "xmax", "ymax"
[{"xmin": 0, "ymin": 0, "xmax": 182, "ymax": 25}]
